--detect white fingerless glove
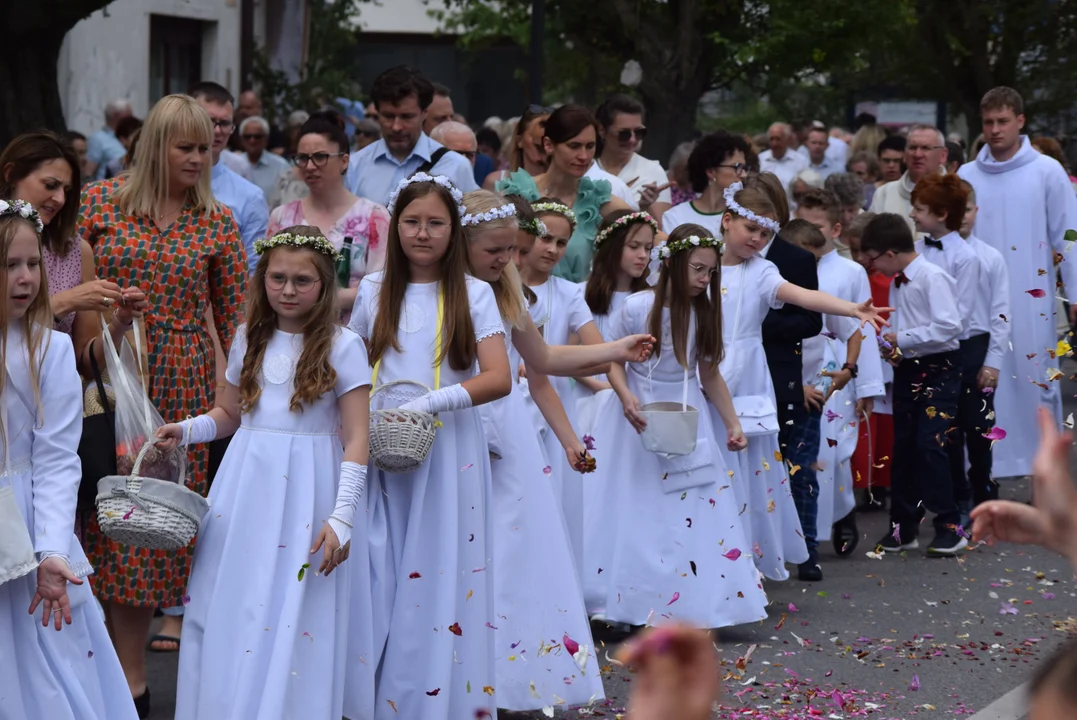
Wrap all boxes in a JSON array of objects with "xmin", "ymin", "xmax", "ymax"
[
  {"xmin": 327, "ymin": 462, "xmax": 367, "ymax": 548},
  {"xmin": 180, "ymin": 415, "xmax": 218, "ymax": 447},
  {"xmin": 398, "ymin": 384, "xmax": 473, "ymax": 415}
]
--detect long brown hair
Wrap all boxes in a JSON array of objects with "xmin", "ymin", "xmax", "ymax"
[
  {"xmin": 647, "ymin": 224, "xmax": 723, "ymax": 370},
  {"xmin": 585, "ymin": 209, "xmax": 653, "ymax": 316},
  {"xmin": 369, "ymin": 180, "xmax": 477, "ymax": 371},
  {"xmin": 0, "ymin": 215, "xmax": 53, "ymax": 461},
  {"xmin": 0, "ymin": 132, "xmax": 80, "ymax": 255},
  {"xmin": 510, "ymin": 107, "xmax": 549, "ymax": 173},
  {"xmin": 239, "ymin": 226, "xmax": 338, "ymax": 413}
]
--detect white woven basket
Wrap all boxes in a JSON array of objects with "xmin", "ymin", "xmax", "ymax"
[
  {"xmin": 369, "ymin": 380, "xmax": 438, "ymax": 473},
  {"xmin": 95, "ymin": 442, "xmax": 209, "ymax": 551}
]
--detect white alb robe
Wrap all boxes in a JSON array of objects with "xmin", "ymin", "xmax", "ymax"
[{"xmin": 959, "ymin": 137, "xmax": 1077, "ymax": 477}]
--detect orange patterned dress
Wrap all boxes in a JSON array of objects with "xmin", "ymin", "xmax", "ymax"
[{"xmin": 78, "ymin": 178, "xmax": 247, "ymax": 607}]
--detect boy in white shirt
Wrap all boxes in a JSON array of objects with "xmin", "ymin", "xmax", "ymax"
[
  {"xmin": 957, "ymin": 179, "xmax": 1011, "ymax": 508},
  {"xmin": 792, "ymin": 191, "xmax": 886, "ymax": 565},
  {"xmin": 860, "ymin": 213, "xmax": 966, "ymax": 556}
]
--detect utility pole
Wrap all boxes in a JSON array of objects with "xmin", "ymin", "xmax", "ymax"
[{"xmin": 529, "ymin": 0, "xmax": 545, "ymax": 104}]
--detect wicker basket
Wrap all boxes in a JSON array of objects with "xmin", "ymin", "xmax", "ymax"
[
  {"xmin": 95, "ymin": 442, "xmax": 210, "ymax": 550},
  {"xmin": 369, "ymin": 380, "xmax": 438, "ymax": 473}
]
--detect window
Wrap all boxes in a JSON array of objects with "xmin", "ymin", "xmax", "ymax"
[{"xmin": 149, "ymin": 15, "xmax": 204, "ymax": 102}]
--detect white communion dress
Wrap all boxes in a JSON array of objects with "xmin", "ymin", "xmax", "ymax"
[
  {"xmin": 347, "ymin": 272, "xmax": 505, "ymax": 720},
  {"xmin": 176, "ymin": 326, "xmax": 372, "ymax": 720},
  {"xmin": 588, "ymin": 291, "xmax": 769, "ymax": 628},
  {"xmin": 477, "ymin": 308, "xmax": 604, "ymax": 711},
  {"xmin": 0, "ymin": 323, "xmax": 137, "ymax": 720}
]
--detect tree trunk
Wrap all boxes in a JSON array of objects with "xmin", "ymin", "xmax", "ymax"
[
  {"xmin": 641, "ymin": 92, "xmax": 700, "ymax": 167},
  {"xmin": 0, "ymin": 0, "xmax": 114, "ymax": 147}
]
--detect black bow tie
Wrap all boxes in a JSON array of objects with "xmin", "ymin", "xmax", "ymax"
[
  {"xmin": 894, "ymin": 272, "xmax": 910, "ymax": 288},
  {"xmin": 924, "ymin": 237, "xmax": 944, "ymax": 250}
]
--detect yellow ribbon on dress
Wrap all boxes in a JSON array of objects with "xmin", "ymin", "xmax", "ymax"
[{"xmin": 371, "ymin": 289, "xmax": 444, "ymax": 391}]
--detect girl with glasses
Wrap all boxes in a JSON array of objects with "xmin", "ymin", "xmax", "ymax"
[
  {"xmin": 158, "ymin": 226, "xmax": 372, "ymax": 720},
  {"xmin": 660, "ymin": 131, "xmax": 751, "ymax": 238},
  {"xmin": 267, "ymin": 112, "xmax": 389, "ymax": 317}
]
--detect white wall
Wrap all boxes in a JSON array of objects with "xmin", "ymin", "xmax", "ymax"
[
  {"xmin": 58, "ymin": 0, "xmax": 241, "ymax": 135},
  {"xmin": 356, "ymin": 0, "xmax": 445, "ymax": 34}
]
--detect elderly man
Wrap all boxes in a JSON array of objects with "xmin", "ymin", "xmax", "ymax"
[
  {"xmin": 233, "ymin": 90, "xmax": 286, "ymax": 154},
  {"xmin": 238, "ymin": 115, "xmax": 291, "ymax": 201},
  {"xmin": 87, "ymin": 99, "xmax": 133, "ymax": 180},
  {"xmin": 429, "ymin": 120, "xmax": 477, "ymax": 165},
  {"xmin": 869, "ymin": 124, "xmax": 947, "ymax": 232},
  {"xmin": 759, "ymin": 122, "xmax": 809, "ymax": 199}
]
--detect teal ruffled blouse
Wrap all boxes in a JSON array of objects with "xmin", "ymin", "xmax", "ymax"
[{"xmin": 497, "ymin": 169, "xmax": 612, "ymax": 282}]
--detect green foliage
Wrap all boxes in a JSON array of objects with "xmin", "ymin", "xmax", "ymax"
[{"xmin": 252, "ymin": 0, "xmax": 367, "ymax": 127}]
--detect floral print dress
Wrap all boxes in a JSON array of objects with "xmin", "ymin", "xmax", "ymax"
[
  {"xmin": 266, "ymin": 196, "xmax": 389, "ymax": 285},
  {"xmin": 78, "ymin": 177, "xmax": 247, "ymax": 607}
]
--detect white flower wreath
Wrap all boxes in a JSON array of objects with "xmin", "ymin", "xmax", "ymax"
[
  {"xmin": 0, "ymin": 199, "xmax": 44, "ymax": 234},
  {"xmin": 723, "ymin": 181, "xmax": 781, "ymax": 233},
  {"xmin": 254, "ymin": 231, "xmax": 341, "ymax": 260},
  {"xmin": 461, "ymin": 203, "xmax": 517, "ymax": 227},
  {"xmin": 387, "ymin": 173, "xmax": 467, "ymax": 219},
  {"xmin": 649, "ymin": 234, "xmax": 723, "ymax": 262},
  {"xmin": 531, "ymin": 201, "xmax": 578, "ymax": 230},
  {"xmin": 593, "ymin": 211, "xmax": 658, "ymax": 248}
]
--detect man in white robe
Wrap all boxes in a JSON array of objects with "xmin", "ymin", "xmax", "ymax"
[{"xmin": 958, "ymin": 86, "xmax": 1077, "ymax": 478}]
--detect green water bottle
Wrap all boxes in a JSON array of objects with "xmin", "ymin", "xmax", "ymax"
[{"xmin": 336, "ymin": 237, "xmax": 353, "ymax": 287}]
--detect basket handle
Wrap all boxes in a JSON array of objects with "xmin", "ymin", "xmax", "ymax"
[{"xmin": 124, "ymin": 441, "xmax": 158, "ymax": 496}]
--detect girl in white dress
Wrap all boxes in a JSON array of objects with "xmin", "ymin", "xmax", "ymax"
[
  {"xmin": 160, "ymin": 226, "xmax": 372, "ymax": 720},
  {"xmin": 519, "ymin": 199, "xmax": 606, "ymax": 576},
  {"xmin": 595, "ymin": 223, "xmax": 769, "ymax": 629},
  {"xmin": 714, "ymin": 183, "xmax": 890, "ymax": 580},
  {"xmin": 0, "ymin": 201, "xmax": 137, "ymax": 720},
  {"xmin": 461, "ymin": 190, "xmax": 654, "ymax": 712},
  {"xmin": 576, "ymin": 210, "xmax": 657, "ymax": 617},
  {"xmin": 347, "ymin": 174, "xmax": 512, "ymax": 720}
]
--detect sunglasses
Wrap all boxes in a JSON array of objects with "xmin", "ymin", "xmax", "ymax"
[
  {"xmin": 242, "ymin": 134, "xmax": 266, "ymax": 141},
  {"xmin": 616, "ymin": 127, "xmax": 647, "ymax": 143},
  {"xmin": 528, "ymin": 104, "xmax": 555, "ymax": 115}
]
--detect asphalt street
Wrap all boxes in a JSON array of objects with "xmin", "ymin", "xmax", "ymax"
[{"xmin": 142, "ymin": 384, "xmax": 1077, "ymax": 719}]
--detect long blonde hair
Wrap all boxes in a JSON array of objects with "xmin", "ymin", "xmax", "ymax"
[
  {"xmin": 461, "ymin": 190, "xmax": 528, "ymax": 327},
  {"xmin": 113, "ymin": 94, "xmax": 218, "ymax": 218},
  {"xmin": 0, "ymin": 215, "xmax": 53, "ymax": 463}
]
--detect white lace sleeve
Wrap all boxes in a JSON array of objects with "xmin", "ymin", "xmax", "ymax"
[{"xmin": 469, "ymin": 278, "xmax": 507, "ymax": 342}]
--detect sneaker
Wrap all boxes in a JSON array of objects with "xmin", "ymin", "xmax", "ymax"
[
  {"xmin": 927, "ymin": 529, "xmax": 968, "ymax": 556},
  {"xmin": 876, "ymin": 530, "xmax": 918, "ymax": 552}
]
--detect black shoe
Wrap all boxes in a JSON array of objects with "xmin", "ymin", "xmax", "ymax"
[
  {"xmin": 876, "ymin": 529, "xmax": 918, "ymax": 552},
  {"xmin": 833, "ymin": 514, "xmax": 859, "ymax": 557},
  {"xmin": 797, "ymin": 559, "xmax": 823, "ymax": 581},
  {"xmin": 857, "ymin": 488, "xmax": 887, "ymax": 512},
  {"xmin": 133, "ymin": 687, "xmax": 150, "ymax": 720},
  {"xmin": 927, "ymin": 528, "xmax": 968, "ymax": 556}
]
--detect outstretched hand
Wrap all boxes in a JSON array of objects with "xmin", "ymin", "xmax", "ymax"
[
  {"xmin": 854, "ymin": 299, "xmax": 893, "ymax": 333},
  {"xmin": 971, "ymin": 407, "xmax": 1077, "ymax": 561},
  {"xmin": 29, "ymin": 556, "xmax": 83, "ymax": 631},
  {"xmin": 619, "ymin": 334, "xmax": 656, "ymax": 364}
]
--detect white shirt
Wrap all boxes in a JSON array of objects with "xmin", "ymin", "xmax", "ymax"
[
  {"xmin": 585, "ymin": 163, "xmax": 638, "ymax": 209},
  {"xmin": 660, "ymin": 200, "xmax": 724, "ymax": 237},
  {"xmin": 807, "ymin": 157, "xmax": 842, "ymax": 180},
  {"xmin": 597, "ymin": 153, "xmax": 672, "ymax": 206},
  {"xmin": 759, "ymin": 149, "xmax": 808, "ymax": 196},
  {"xmin": 915, "ymin": 231, "xmax": 984, "ymax": 340},
  {"xmin": 797, "ymin": 137, "xmax": 848, "ymax": 168},
  {"xmin": 966, "ymin": 234, "xmax": 1011, "ymax": 370},
  {"xmin": 889, "ymin": 255, "xmax": 962, "ymax": 357}
]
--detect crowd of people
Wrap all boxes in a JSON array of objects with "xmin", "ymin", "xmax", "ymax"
[{"xmin": 4, "ymin": 62, "xmax": 1077, "ymax": 720}]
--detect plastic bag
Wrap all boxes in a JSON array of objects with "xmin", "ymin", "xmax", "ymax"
[{"xmin": 99, "ymin": 317, "xmax": 187, "ymax": 484}]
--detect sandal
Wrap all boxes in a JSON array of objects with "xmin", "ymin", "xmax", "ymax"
[{"xmin": 147, "ymin": 634, "xmax": 181, "ymax": 653}]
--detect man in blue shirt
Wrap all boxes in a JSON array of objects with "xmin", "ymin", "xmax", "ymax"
[
  {"xmin": 345, "ymin": 66, "xmax": 477, "ymax": 207},
  {"xmin": 86, "ymin": 99, "xmax": 132, "ymax": 181},
  {"xmin": 189, "ymin": 82, "xmax": 269, "ymax": 274}
]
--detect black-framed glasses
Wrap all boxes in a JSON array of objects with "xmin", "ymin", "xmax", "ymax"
[
  {"xmin": 718, "ymin": 162, "xmax": 748, "ymax": 176},
  {"xmin": 265, "ymin": 272, "xmax": 321, "ymax": 293},
  {"xmin": 616, "ymin": 127, "xmax": 647, "ymax": 143},
  {"xmin": 211, "ymin": 119, "xmax": 235, "ymax": 133},
  {"xmin": 291, "ymin": 152, "xmax": 347, "ymax": 168}
]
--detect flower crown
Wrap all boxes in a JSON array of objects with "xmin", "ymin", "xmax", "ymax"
[
  {"xmin": 531, "ymin": 201, "xmax": 578, "ymax": 230},
  {"xmin": 594, "ymin": 211, "xmax": 658, "ymax": 248},
  {"xmin": 723, "ymin": 182, "xmax": 781, "ymax": 233},
  {"xmin": 254, "ymin": 231, "xmax": 341, "ymax": 261},
  {"xmin": 387, "ymin": 173, "xmax": 467, "ymax": 218},
  {"xmin": 462, "ymin": 203, "xmax": 517, "ymax": 228},
  {"xmin": 519, "ymin": 217, "xmax": 548, "ymax": 237},
  {"xmin": 0, "ymin": 199, "xmax": 44, "ymax": 234},
  {"xmin": 650, "ymin": 234, "xmax": 724, "ymax": 262}
]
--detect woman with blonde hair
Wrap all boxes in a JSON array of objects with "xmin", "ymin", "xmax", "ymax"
[{"xmin": 78, "ymin": 93, "xmax": 247, "ymax": 718}]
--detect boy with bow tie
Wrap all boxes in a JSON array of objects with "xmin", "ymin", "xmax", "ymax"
[{"xmin": 860, "ymin": 213, "xmax": 965, "ymax": 556}]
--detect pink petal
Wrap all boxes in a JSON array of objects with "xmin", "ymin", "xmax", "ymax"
[
  {"xmin": 982, "ymin": 427, "xmax": 1007, "ymax": 441},
  {"xmin": 542, "ymin": 465, "xmax": 552, "ymax": 475},
  {"xmin": 723, "ymin": 548, "xmax": 742, "ymax": 561},
  {"xmin": 1026, "ymin": 288, "xmax": 1047, "ymax": 298},
  {"xmin": 666, "ymin": 591, "xmax": 681, "ymax": 606},
  {"xmin": 909, "ymin": 674, "xmax": 920, "ymax": 691},
  {"xmin": 562, "ymin": 633, "xmax": 580, "ymax": 655}
]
